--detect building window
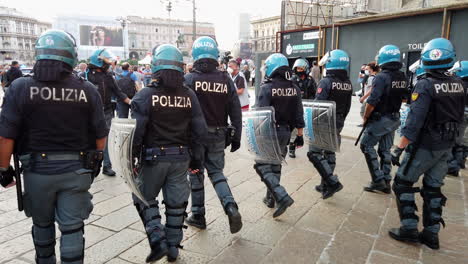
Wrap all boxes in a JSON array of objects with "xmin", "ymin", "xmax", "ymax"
[{"xmin": 155, "ymin": 28, "xmax": 158, "ymax": 33}]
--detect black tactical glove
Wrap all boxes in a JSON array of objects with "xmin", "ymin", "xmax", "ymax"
[
  {"xmin": 189, "ymin": 159, "xmax": 203, "ymax": 172},
  {"xmin": 84, "ymin": 151, "xmax": 103, "ymax": 180},
  {"xmin": 391, "ymin": 147, "xmax": 405, "ymax": 166},
  {"xmin": 0, "ymin": 166, "xmax": 15, "ymax": 187},
  {"xmin": 294, "ymin": 135, "xmax": 304, "ymax": 148},
  {"xmin": 230, "ymin": 141, "xmax": 241, "ymax": 153}
]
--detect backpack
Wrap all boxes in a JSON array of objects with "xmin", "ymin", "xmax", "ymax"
[{"xmin": 117, "ymin": 73, "xmax": 136, "ymax": 98}]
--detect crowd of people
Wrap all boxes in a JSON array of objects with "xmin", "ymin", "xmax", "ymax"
[{"xmin": 0, "ymin": 28, "xmax": 466, "ymax": 264}]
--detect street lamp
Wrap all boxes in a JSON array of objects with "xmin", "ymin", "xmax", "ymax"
[{"xmin": 116, "ymin": 17, "xmax": 131, "ymax": 60}]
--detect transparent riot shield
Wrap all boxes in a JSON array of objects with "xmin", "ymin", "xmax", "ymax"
[
  {"xmin": 108, "ymin": 118, "xmax": 148, "ymax": 205},
  {"xmin": 239, "ymin": 107, "xmax": 285, "ymax": 164},
  {"xmin": 303, "ymin": 100, "xmax": 339, "ymax": 152}
]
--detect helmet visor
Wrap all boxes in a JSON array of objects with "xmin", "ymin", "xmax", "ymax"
[
  {"xmin": 99, "ymin": 50, "xmax": 117, "ymax": 65},
  {"xmin": 318, "ymin": 52, "xmax": 330, "ymax": 67},
  {"xmin": 449, "ymin": 61, "xmax": 461, "ymax": 74},
  {"xmin": 409, "ymin": 60, "xmax": 421, "ymax": 73}
]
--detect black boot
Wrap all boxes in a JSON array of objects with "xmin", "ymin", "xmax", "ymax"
[
  {"xmin": 447, "ymin": 168, "xmax": 459, "ymax": 177},
  {"xmin": 388, "ymin": 228, "xmax": 419, "ymax": 243},
  {"xmin": 315, "ymin": 179, "xmax": 325, "ymax": 193},
  {"xmin": 364, "ymin": 180, "xmax": 391, "ymax": 194},
  {"xmin": 419, "ymin": 229, "xmax": 439, "ymax": 249},
  {"xmin": 273, "ymin": 195, "xmax": 294, "ymax": 218},
  {"xmin": 146, "ymin": 240, "xmax": 168, "ymax": 263},
  {"xmin": 103, "ymin": 166, "xmax": 116, "ymax": 176},
  {"xmin": 225, "ymin": 203, "xmax": 242, "ymax": 234},
  {"xmin": 185, "ymin": 214, "xmax": 206, "ymax": 229},
  {"xmin": 263, "ymin": 190, "xmax": 275, "ymax": 208},
  {"xmin": 322, "ymin": 180, "xmax": 343, "ymax": 200},
  {"xmin": 167, "ymin": 245, "xmax": 179, "ymax": 262},
  {"xmin": 288, "ymin": 143, "xmax": 296, "ymax": 158}
]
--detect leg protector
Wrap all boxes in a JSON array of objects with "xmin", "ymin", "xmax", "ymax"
[
  {"xmin": 378, "ymin": 149, "xmax": 392, "ymax": 181},
  {"xmin": 254, "ymin": 164, "xmax": 288, "ymax": 202},
  {"xmin": 361, "ymin": 144, "xmax": 382, "ymax": 182},
  {"xmin": 164, "ymin": 201, "xmax": 188, "ymax": 249},
  {"xmin": 208, "ymin": 172, "xmax": 235, "ymax": 211},
  {"xmin": 189, "ymin": 172, "xmax": 205, "ymax": 216},
  {"xmin": 324, "ymin": 151, "xmax": 337, "ymax": 173},
  {"xmin": 421, "ymin": 183, "xmax": 447, "ymax": 234},
  {"xmin": 392, "ymin": 177, "xmax": 420, "ymax": 231},
  {"xmin": 32, "ymin": 223, "xmax": 56, "ymax": 264},
  {"xmin": 133, "ymin": 197, "xmax": 165, "ymax": 246},
  {"xmin": 307, "ymin": 151, "xmax": 335, "ymax": 183},
  {"xmin": 59, "ymin": 224, "xmax": 84, "ymax": 264}
]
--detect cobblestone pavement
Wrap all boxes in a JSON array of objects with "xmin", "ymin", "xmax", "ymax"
[{"xmin": 0, "ymin": 138, "xmax": 467, "ymax": 264}]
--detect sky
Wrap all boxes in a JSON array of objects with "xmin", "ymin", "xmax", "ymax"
[{"xmin": 2, "ymin": 0, "xmax": 282, "ymax": 49}]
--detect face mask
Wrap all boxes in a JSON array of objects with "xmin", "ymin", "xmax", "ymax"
[
  {"xmin": 365, "ymin": 70, "xmax": 370, "ymax": 75},
  {"xmin": 227, "ymin": 67, "xmax": 234, "ymax": 74}
]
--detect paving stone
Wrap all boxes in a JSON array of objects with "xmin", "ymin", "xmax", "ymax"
[
  {"xmin": 237, "ymin": 192, "xmax": 271, "ymax": 223},
  {"xmin": 92, "ymin": 193, "xmax": 132, "ymax": 216},
  {"xmin": 0, "ymin": 218, "xmax": 32, "ymax": 243},
  {"xmin": 261, "ymin": 227, "xmax": 329, "ymax": 264},
  {"xmin": 0, "ymin": 197, "xmax": 20, "ymax": 211},
  {"xmin": 0, "ymin": 209, "xmax": 28, "ymax": 229},
  {"xmin": 85, "ymin": 229, "xmax": 145, "ymax": 263},
  {"xmin": 211, "ymin": 238, "xmax": 271, "ymax": 264},
  {"xmin": 296, "ymin": 203, "xmax": 347, "ymax": 235},
  {"xmin": 91, "ymin": 191, "xmax": 114, "ymax": 204},
  {"xmin": 341, "ymin": 209, "xmax": 383, "ymax": 236},
  {"xmin": 374, "ymin": 211, "xmax": 421, "ymax": 261},
  {"xmin": 85, "ymin": 224, "xmax": 115, "ymax": 248},
  {"xmin": 157, "ymin": 249, "xmax": 213, "ymax": 264},
  {"xmin": 421, "ymin": 249, "xmax": 468, "ymax": 264},
  {"xmin": 0, "ymin": 188, "xmax": 17, "ymax": 202},
  {"xmin": 4, "ymin": 258, "xmax": 32, "ymax": 264},
  {"xmin": 183, "ymin": 217, "xmax": 239, "ymax": 257},
  {"xmin": 100, "ymin": 182, "xmax": 132, "ymax": 196},
  {"xmin": 93, "ymin": 205, "xmax": 140, "ymax": 231},
  {"xmin": 241, "ymin": 217, "xmax": 291, "ymax": 246},
  {"xmin": 368, "ymin": 251, "xmax": 418, "ymax": 264},
  {"xmin": 0, "ymin": 233, "xmax": 34, "ymax": 262},
  {"xmin": 105, "ymin": 258, "xmax": 134, "ymax": 264},
  {"xmin": 318, "ymin": 229, "xmax": 374, "ymax": 264},
  {"xmin": 436, "ymin": 222, "xmax": 468, "ymax": 258}
]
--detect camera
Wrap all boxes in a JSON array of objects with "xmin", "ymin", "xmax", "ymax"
[{"xmin": 220, "ymin": 51, "xmax": 233, "ymax": 66}]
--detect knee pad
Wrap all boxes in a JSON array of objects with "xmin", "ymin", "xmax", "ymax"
[
  {"xmin": 271, "ymin": 164, "xmax": 282, "ymax": 174},
  {"xmin": 32, "ymin": 223, "xmax": 56, "ymax": 260},
  {"xmin": 59, "ymin": 224, "xmax": 84, "ymax": 263},
  {"xmin": 164, "ymin": 201, "xmax": 188, "ymax": 246},
  {"xmin": 253, "ymin": 164, "xmax": 272, "ymax": 178}
]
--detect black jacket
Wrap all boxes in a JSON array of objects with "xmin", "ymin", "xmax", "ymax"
[{"xmin": 5, "ymin": 67, "xmax": 23, "ymax": 87}]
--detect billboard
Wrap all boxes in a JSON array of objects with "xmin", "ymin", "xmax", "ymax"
[
  {"xmin": 281, "ymin": 30, "xmax": 319, "ymax": 58},
  {"xmin": 79, "ymin": 25, "xmax": 123, "ymax": 47}
]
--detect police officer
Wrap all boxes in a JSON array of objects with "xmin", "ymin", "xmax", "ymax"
[
  {"xmin": 184, "ymin": 36, "xmax": 243, "ymax": 233},
  {"xmin": 361, "ymin": 45, "xmax": 408, "ymax": 193},
  {"xmin": 131, "ymin": 44, "xmax": 207, "ymax": 262},
  {"xmin": 255, "ymin": 53, "xmax": 304, "ymax": 217},
  {"xmin": 308, "ymin": 50, "xmax": 352, "ymax": 199},
  {"xmin": 389, "ymin": 38, "xmax": 464, "ymax": 250},
  {"xmin": 0, "ymin": 30, "xmax": 107, "ymax": 263},
  {"xmin": 447, "ymin": 60, "xmax": 468, "ymax": 176},
  {"xmin": 85, "ymin": 49, "xmax": 131, "ymax": 176},
  {"xmin": 289, "ymin": 58, "xmax": 316, "ymax": 158}
]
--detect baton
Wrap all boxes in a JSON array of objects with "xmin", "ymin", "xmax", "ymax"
[
  {"xmin": 354, "ymin": 122, "xmax": 367, "ymax": 146},
  {"xmin": 13, "ymin": 153, "xmax": 23, "ymax": 211}
]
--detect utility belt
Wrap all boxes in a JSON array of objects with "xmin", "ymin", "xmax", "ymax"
[
  {"xmin": 144, "ymin": 146, "xmax": 190, "ymax": 161},
  {"xmin": 207, "ymin": 126, "xmax": 227, "ymax": 134},
  {"xmin": 369, "ymin": 112, "xmax": 400, "ymax": 121},
  {"xmin": 432, "ymin": 122, "xmax": 459, "ymax": 141},
  {"xmin": 28, "ymin": 151, "xmax": 103, "ymax": 172}
]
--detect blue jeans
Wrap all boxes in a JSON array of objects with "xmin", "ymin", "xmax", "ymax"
[
  {"xmin": 117, "ymin": 101, "xmax": 130, "ymax": 118},
  {"xmin": 103, "ymin": 110, "xmax": 113, "ymax": 168}
]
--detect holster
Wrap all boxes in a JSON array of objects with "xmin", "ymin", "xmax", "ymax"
[{"xmin": 83, "ymin": 151, "xmax": 104, "ymax": 178}]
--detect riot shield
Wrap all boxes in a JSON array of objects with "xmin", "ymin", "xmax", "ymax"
[
  {"xmin": 108, "ymin": 118, "xmax": 148, "ymax": 205},
  {"xmin": 303, "ymin": 100, "xmax": 339, "ymax": 152},
  {"xmin": 239, "ymin": 107, "xmax": 285, "ymax": 164}
]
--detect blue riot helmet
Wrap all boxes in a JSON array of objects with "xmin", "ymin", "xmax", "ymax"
[
  {"xmin": 450, "ymin": 61, "xmax": 468, "ymax": 78},
  {"xmin": 192, "ymin": 36, "xmax": 219, "ymax": 62},
  {"xmin": 421, "ymin": 38, "xmax": 456, "ymax": 70},
  {"xmin": 376, "ymin": 45, "xmax": 401, "ymax": 66},
  {"xmin": 292, "ymin": 58, "xmax": 310, "ymax": 74},
  {"xmin": 89, "ymin": 48, "xmax": 117, "ymax": 68},
  {"xmin": 319, "ymin": 49, "xmax": 350, "ymax": 71},
  {"xmin": 151, "ymin": 44, "xmax": 184, "ymax": 73},
  {"xmin": 263, "ymin": 53, "xmax": 289, "ymax": 78},
  {"xmin": 35, "ymin": 29, "xmax": 78, "ymax": 68}
]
